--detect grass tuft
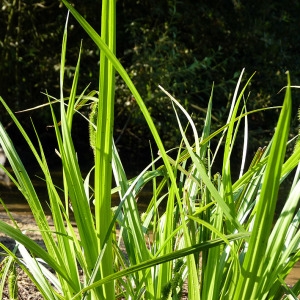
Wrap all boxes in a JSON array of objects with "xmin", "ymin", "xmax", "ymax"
[{"xmin": 0, "ymin": 2, "xmax": 299, "ymax": 300}]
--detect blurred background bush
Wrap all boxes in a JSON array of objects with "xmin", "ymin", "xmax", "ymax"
[{"xmin": 0, "ymin": 0, "xmax": 299, "ymax": 166}]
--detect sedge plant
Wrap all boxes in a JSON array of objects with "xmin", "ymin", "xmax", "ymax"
[
  {"xmin": 0, "ymin": 2, "xmax": 241, "ymax": 300},
  {"xmin": 0, "ymin": 1, "xmax": 299, "ymax": 300}
]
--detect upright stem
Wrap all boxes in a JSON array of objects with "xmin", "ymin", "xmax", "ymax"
[{"xmin": 94, "ymin": 0, "xmax": 116, "ymax": 299}]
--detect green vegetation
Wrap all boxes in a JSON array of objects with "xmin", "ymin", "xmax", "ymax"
[{"xmin": 0, "ymin": 1, "xmax": 299, "ymax": 299}]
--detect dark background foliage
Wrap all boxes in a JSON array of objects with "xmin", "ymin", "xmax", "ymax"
[{"xmin": 0, "ymin": 0, "xmax": 299, "ymax": 167}]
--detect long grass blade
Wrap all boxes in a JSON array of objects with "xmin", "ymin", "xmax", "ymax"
[
  {"xmin": 233, "ymin": 72, "xmax": 292, "ymax": 299},
  {"xmin": 71, "ymin": 233, "xmax": 249, "ymax": 300}
]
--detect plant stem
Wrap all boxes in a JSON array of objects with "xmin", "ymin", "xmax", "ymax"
[{"xmin": 94, "ymin": 0, "xmax": 116, "ymax": 298}]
